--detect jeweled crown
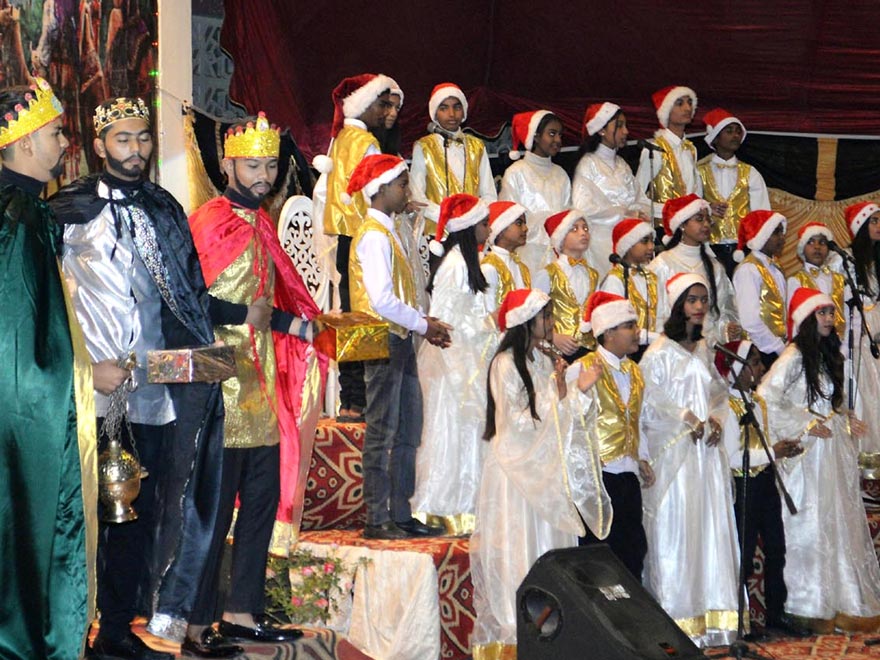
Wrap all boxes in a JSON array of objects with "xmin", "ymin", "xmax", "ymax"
[
  {"xmin": 0, "ymin": 77, "xmax": 63, "ymax": 149},
  {"xmin": 93, "ymin": 97, "xmax": 151, "ymax": 134},
  {"xmin": 223, "ymin": 112, "xmax": 280, "ymax": 159}
]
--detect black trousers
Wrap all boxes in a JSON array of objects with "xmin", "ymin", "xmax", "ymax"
[
  {"xmin": 580, "ymin": 471, "xmax": 648, "ymax": 580},
  {"xmin": 96, "ymin": 421, "xmax": 171, "ymax": 639},
  {"xmin": 189, "ymin": 444, "xmax": 281, "ymax": 625},
  {"xmin": 336, "ymin": 235, "xmax": 366, "ymax": 410},
  {"xmin": 734, "ymin": 469, "xmax": 787, "ymax": 624}
]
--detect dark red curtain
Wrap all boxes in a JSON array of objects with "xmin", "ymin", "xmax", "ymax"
[{"xmin": 221, "ymin": 1, "xmax": 880, "ymax": 161}]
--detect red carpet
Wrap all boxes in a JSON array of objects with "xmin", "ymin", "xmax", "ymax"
[{"xmin": 717, "ymin": 634, "xmax": 880, "ymax": 659}]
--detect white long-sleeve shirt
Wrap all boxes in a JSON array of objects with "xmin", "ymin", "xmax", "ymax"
[
  {"xmin": 732, "ymin": 250, "xmax": 787, "ymax": 355},
  {"xmin": 635, "ymin": 129, "xmax": 702, "ymax": 219}
]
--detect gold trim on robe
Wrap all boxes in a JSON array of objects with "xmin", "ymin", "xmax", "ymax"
[
  {"xmin": 472, "ymin": 642, "xmax": 517, "ymax": 660},
  {"xmin": 675, "ymin": 610, "xmax": 743, "ymax": 638}
]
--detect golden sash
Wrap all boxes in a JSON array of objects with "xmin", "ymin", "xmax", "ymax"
[
  {"xmin": 742, "ymin": 254, "xmax": 786, "ymax": 339},
  {"xmin": 545, "ymin": 261, "xmax": 598, "ymax": 349},
  {"xmin": 792, "ymin": 269, "xmax": 846, "ymax": 338},
  {"xmin": 606, "ymin": 264, "xmax": 658, "ymax": 334},
  {"xmin": 481, "ymin": 251, "xmax": 532, "ymax": 308},
  {"xmin": 697, "ymin": 158, "xmax": 752, "ymax": 243},
  {"xmin": 323, "ymin": 125, "xmax": 380, "ymax": 237}
]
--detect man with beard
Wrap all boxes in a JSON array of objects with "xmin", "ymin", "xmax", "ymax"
[
  {"xmin": 50, "ymin": 97, "xmax": 230, "ymax": 659},
  {"xmin": 185, "ymin": 113, "xmax": 325, "ymax": 653},
  {"xmin": 0, "ymin": 77, "xmax": 98, "ymax": 660}
]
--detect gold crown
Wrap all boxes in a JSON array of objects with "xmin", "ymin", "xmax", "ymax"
[
  {"xmin": 224, "ymin": 112, "xmax": 280, "ymax": 159},
  {"xmin": 0, "ymin": 77, "xmax": 63, "ymax": 149},
  {"xmin": 93, "ymin": 97, "xmax": 151, "ymax": 133}
]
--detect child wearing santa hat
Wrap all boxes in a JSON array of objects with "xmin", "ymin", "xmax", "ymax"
[
  {"xmin": 572, "ymin": 291, "xmax": 654, "ymax": 579},
  {"xmin": 409, "ymin": 83, "xmax": 497, "ymax": 233},
  {"xmin": 499, "ymin": 110, "xmax": 571, "ymax": 274},
  {"xmin": 635, "ymin": 85, "xmax": 703, "ymax": 226},
  {"xmin": 481, "ymin": 200, "xmax": 532, "ymax": 315},
  {"xmin": 696, "ymin": 109, "xmax": 771, "ymax": 279},
  {"xmin": 470, "ymin": 288, "xmax": 610, "ymax": 659},
  {"xmin": 412, "ymin": 194, "xmax": 496, "ymax": 536},
  {"xmin": 731, "ymin": 209, "xmax": 788, "ymax": 367},
  {"xmin": 533, "ymin": 209, "xmax": 599, "ymax": 361},
  {"xmin": 758, "ymin": 287, "xmax": 880, "ymax": 634},
  {"xmin": 572, "ymin": 101, "xmax": 651, "ymax": 279}
]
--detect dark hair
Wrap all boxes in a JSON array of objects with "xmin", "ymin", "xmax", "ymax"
[
  {"xmin": 663, "ymin": 285, "xmax": 704, "ymax": 343},
  {"xmin": 530, "ymin": 113, "xmax": 563, "ymax": 152},
  {"xmin": 851, "ymin": 221, "xmax": 880, "ymax": 300},
  {"xmin": 0, "ymin": 87, "xmax": 34, "ymax": 159},
  {"xmin": 427, "ymin": 223, "xmax": 488, "ymax": 295},
  {"xmin": 378, "ymin": 123, "xmax": 401, "ymax": 155},
  {"xmin": 576, "ymin": 109, "xmax": 622, "ymax": 159},
  {"xmin": 665, "ymin": 227, "xmax": 721, "ymax": 316},
  {"xmin": 483, "ymin": 317, "xmax": 541, "ymax": 440},
  {"xmin": 794, "ymin": 314, "xmax": 844, "ymax": 410}
]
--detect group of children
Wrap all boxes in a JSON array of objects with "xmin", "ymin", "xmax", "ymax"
[{"xmin": 312, "ymin": 73, "xmax": 880, "ymax": 658}]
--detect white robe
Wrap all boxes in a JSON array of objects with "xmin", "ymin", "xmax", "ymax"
[
  {"xmin": 639, "ymin": 336, "xmax": 741, "ymax": 647},
  {"xmin": 470, "ymin": 350, "xmax": 611, "ymax": 651},
  {"xmin": 411, "ymin": 246, "xmax": 497, "ymax": 530},
  {"xmin": 845, "ymin": 268, "xmax": 880, "ymax": 457},
  {"xmin": 758, "ymin": 343, "xmax": 880, "ymax": 629},
  {"xmin": 499, "ymin": 151, "xmax": 571, "ymax": 274},
  {"xmin": 572, "ymin": 146, "xmax": 650, "ymax": 279}
]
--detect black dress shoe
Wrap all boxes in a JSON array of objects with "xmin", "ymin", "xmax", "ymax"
[
  {"xmin": 180, "ymin": 628, "xmax": 243, "ymax": 658},
  {"xmin": 395, "ymin": 517, "xmax": 445, "ymax": 537},
  {"xmin": 88, "ymin": 631, "xmax": 174, "ymax": 660},
  {"xmin": 363, "ymin": 520, "xmax": 409, "ymax": 539},
  {"xmin": 766, "ymin": 614, "xmax": 812, "ymax": 638},
  {"xmin": 219, "ymin": 619, "xmax": 303, "ymax": 642}
]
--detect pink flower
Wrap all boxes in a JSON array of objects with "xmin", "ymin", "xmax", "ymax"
[
  {"xmin": 291, "ymin": 596, "xmax": 303, "ymax": 607},
  {"xmin": 301, "ymin": 566, "xmax": 314, "ymax": 577},
  {"xmin": 265, "ymin": 567, "xmax": 277, "ymax": 579},
  {"xmin": 315, "ymin": 598, "xmax": 329, "ymax": 609},
  {"xmin": 323, "ymin": 562, "xmax": 335, "ymax": 574}
]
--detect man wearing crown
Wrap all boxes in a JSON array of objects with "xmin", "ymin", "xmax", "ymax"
[
  {"xmin": 50, "ymin": 97, "xmax": 227, "ymax": 659},
  {"xmin": 185, "ymin": 113, "xmax": 326, "ymax": 650},
  {"xmin": 0, "ymin": 78, "xmax": 98, "ymax": 660}
]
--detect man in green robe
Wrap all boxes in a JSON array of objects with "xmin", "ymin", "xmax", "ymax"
[{"xmin": 0, "ymin": 78, "xmax": 97, "ymax": 660}]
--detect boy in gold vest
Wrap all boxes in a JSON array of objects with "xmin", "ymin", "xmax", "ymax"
[
  {"xmin": 697, "ymin": 109, "xmax": 771, "ymax": 278},
  {"xmin": 535, "ymin": 209, "xmax": 599, "ymax": 362},
  {"xmin": 481, "ymin": 200, "xmax": 531, "ymax": 315},
  {"xmin": 409, "ymin": 83, "xmax": 497, "ymax": 234},
  {"xmin": 347, "ymin": 154, "xmax": 451, "ymax": 539},
  {"xmin": 573, "ymin": 291, "xmax": 654, "ymax": 578},
  {"xmin": 732, "ymin": 210, "xmax": 788, "ymax": 367}
]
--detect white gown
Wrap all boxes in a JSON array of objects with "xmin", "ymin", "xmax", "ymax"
[
  {"xmin": 499, "ymin": 151, "xmax": 572, "ymax": 275},
  {"xmin": 758, "ymin": 343, "xmax": 880, "ymax": 630},
  {"xmin": 647, "ymin": 242, "xmax": 739, "ymax": 349},
  {"xmin": 411, "ymin": 246, "xmax": 497, "ymax": 533},
  {"xmin": 846, "ymin": 269, "xmax": 880, "ymax": 457},
  {"xmin": 572, "ymin": 146, "xmax": 650, "ymax": 279},
  {"xmin": 639, "ymin": 336, "xmax": 741, "ymax": 647},
  {"xmin": 470, "ymin": 350, "xmax": 612, "ymax": 653}
]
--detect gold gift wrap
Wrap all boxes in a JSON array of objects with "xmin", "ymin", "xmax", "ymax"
[
  {"xmin": 318, "ymin": 312, "xmax": 389, "ymax": 362},
  {"xmin": 147, "ymin": 345, "xmax": 237, "ymax": 383}
]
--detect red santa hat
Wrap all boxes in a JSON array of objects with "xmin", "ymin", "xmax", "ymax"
[
  {"xmin": 652, "ymin": 85, "xmax": 697, "ymax": 128},
  {"xmin": 583, "ymin": 102, "xmax": 620, "ymax": 137},
  {"xmin": 579, "ymin": 291, "xmax": 637, "ymax": 337},
  {"xmin": 666, "ymin": 272, "xmax": 708, "ymax": 307},
  {"xmin": 428, "ymin": 82, "xmax": 468, "ymax": 122},
  {"xmin": 429, "ymin": 193, "xmax": 489, "ymax": 256},
  {"xmin": 498, "ymin": 288, "xmax": 550, "ymax": 333},
  {"xmin": 486, "ymin": 200, "xmax": 527, "ymax": 246},
  {"xmin": 733, "ymin": 210, "xmax": 786, "ymax": 262},
  {"xmin": 713, "ymin": 339, "xmax": 754, "ymax": 383},
  {"xmin": 509, "ymin": 110, "xmax": 552, "ymax": 160},
  {"xmin": 796, "ymin": 221, "xmax": 835, "ymax": 258},
  {"xmin": 788, "ymin": 286, "xmax": 834, "ymax": 339},
  {"xmin": 662, "ymin": 194, "xmax": 709, "ymax": 244},
  {"xmin": 703, "ymin": 108, "xmax": 746, "ymax": 149},
  {"xmin": 544, "ymin": 209, "xmax": 586, "ymax": 252},
  {"xmin": 845, "ymin": 201, "xmax": 880, "ymax": 239},
  {"xmin": 344, "ymin": 154, "xmax": 407, "ymax": 202},
  {"xmin": 613, "ymin": 218, "xmax": 654, "ymax": 257}
]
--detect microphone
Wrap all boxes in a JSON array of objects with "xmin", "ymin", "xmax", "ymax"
[
  {"xmin": 638, "ymin": 139, "xmax": 664, "ymax": 153},
  {"xmin": 712, "ymin": 341, "xmax": 749, "ymax": 366},
  {"xmin": 827, "ymin": 240, "xmax": 856, "ymax": 263},
  {"xmin": 427, "ymin": 121, "xmax": 458, "ymax": 141}
]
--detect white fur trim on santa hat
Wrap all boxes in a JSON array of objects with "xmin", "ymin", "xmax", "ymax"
[
  {"xmin": 579, "ymin": 299, "xmax": 637, "ymax": 337},
  {"xmin": 849, "ymin": 203, "xmax": 880, "ymax": 238},
  {"xmin": 504, "ymin": 290, "xmax": 550, "ymax": 331},
  {"xmin": 656, "ymin": 86, "xmax": 697, "ymax": 128},
  {"xmin": 666, "ymin": 272, "xmax": 708, "ymax": 307},
  {"xmin": 312, "ymin": 154, "xmax": 334, "ymax": 175},
  {"xmin": 586, "ymin": 102, "xmax": 620, "ymax": 136},
  {"xmin": 445, "ymin": 199, "xmax": 489, "ymax": 234},
  {"xmin": 797, "ymin": 224, "xmax": 834, "ymax": 258},
  {"xmin": 667, "ymin": 197, "xmax": 709, "ymax": 238},
  {"xmin": 360, "ymin": 160, "xmax": 408, "ymax": 200},
  {"xmin": 615, "ymin": 221, "xmax": 654, "ymax": 257},
  {"xmin": 704, "ymin": 116, "xmax": 745, "ymax": 149},
  {"xmin": 342, "ymin": 74, "xmax": 397, "ymax": 119},
  {"xmin": 790, "ymin": 291, "xmax": 833, "ymax": 338},
  {"xmin": 549, "ymin": 210, "xmax": 585, "ymax": 252},
  {"xmin": 390, "ymin": 85, "xmax": 404, "ymax": 106},
  {"xmin": 488, "ymin": 203, "xmax": 527, "ymax": 246},
  {"xmin": 746, "ymin": 212, "xmax": 786, "ymax": 253},
  {"xmin": 428, "ymin": 85, "xmax": 468, "ymax": 122},
  {"xmin": 510, "ymin": 110, "xmax": 551, "ymax": 160}
]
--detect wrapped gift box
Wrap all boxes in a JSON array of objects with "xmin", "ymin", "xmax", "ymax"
[
  {"xmin": 317, "ymin": 312, "xmax": 389, "ymax": 363},
  {"xmin": 147, "ymin": 345, "xmax": 237, "ymax": 383}
]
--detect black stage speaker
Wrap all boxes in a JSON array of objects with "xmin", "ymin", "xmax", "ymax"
[{"xmin": 517, "ymin": 545, "xmax": 708, "ymax": 659}]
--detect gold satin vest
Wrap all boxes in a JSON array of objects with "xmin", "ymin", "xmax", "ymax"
[
  {"xmin": 729, "ymin": 393, "xmax": 770, "ymax": 476},
  {"xmin": 579, "ymin": 351, "xmax": 644, "ymax": 464},
  {"xmin": 481, "ymin": 251, "xmax": 532, "ymax": 308},
  {"xmin": 605, "ymin": 265, "xmax": 658, "ymax": 334},
  {"xmin": 323, "ymin": 125, "xmax": 380, "ymax": 237},
  {"xmin": 416, "ymin": 134, "xmax": 485, "ymax": 203},
  {"xmin": 649, "ymin": 134, "xmax": 697, "ymax": 209},
  {"xmin": 349, "ymin": 218, "xmax": 419, "ymax": 338},
  {"xmin": 697, "ymin": 158, "xmax": 752, "ymax": 243},
  {"xmin": 741, "ymin": 254, "xmax": 786, "ymax": 340},
  {"xmin": 545, "ymin": 261, "xmax": 598, "ymax": 349},
  {"xmin": 792, "ymin": 268, "xmax": 847, "ymax": 337}
]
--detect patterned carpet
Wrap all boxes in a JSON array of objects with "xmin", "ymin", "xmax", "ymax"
[{"xmin": 715, "ymin": 634, "xmax": 880, "ymax": 659}]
